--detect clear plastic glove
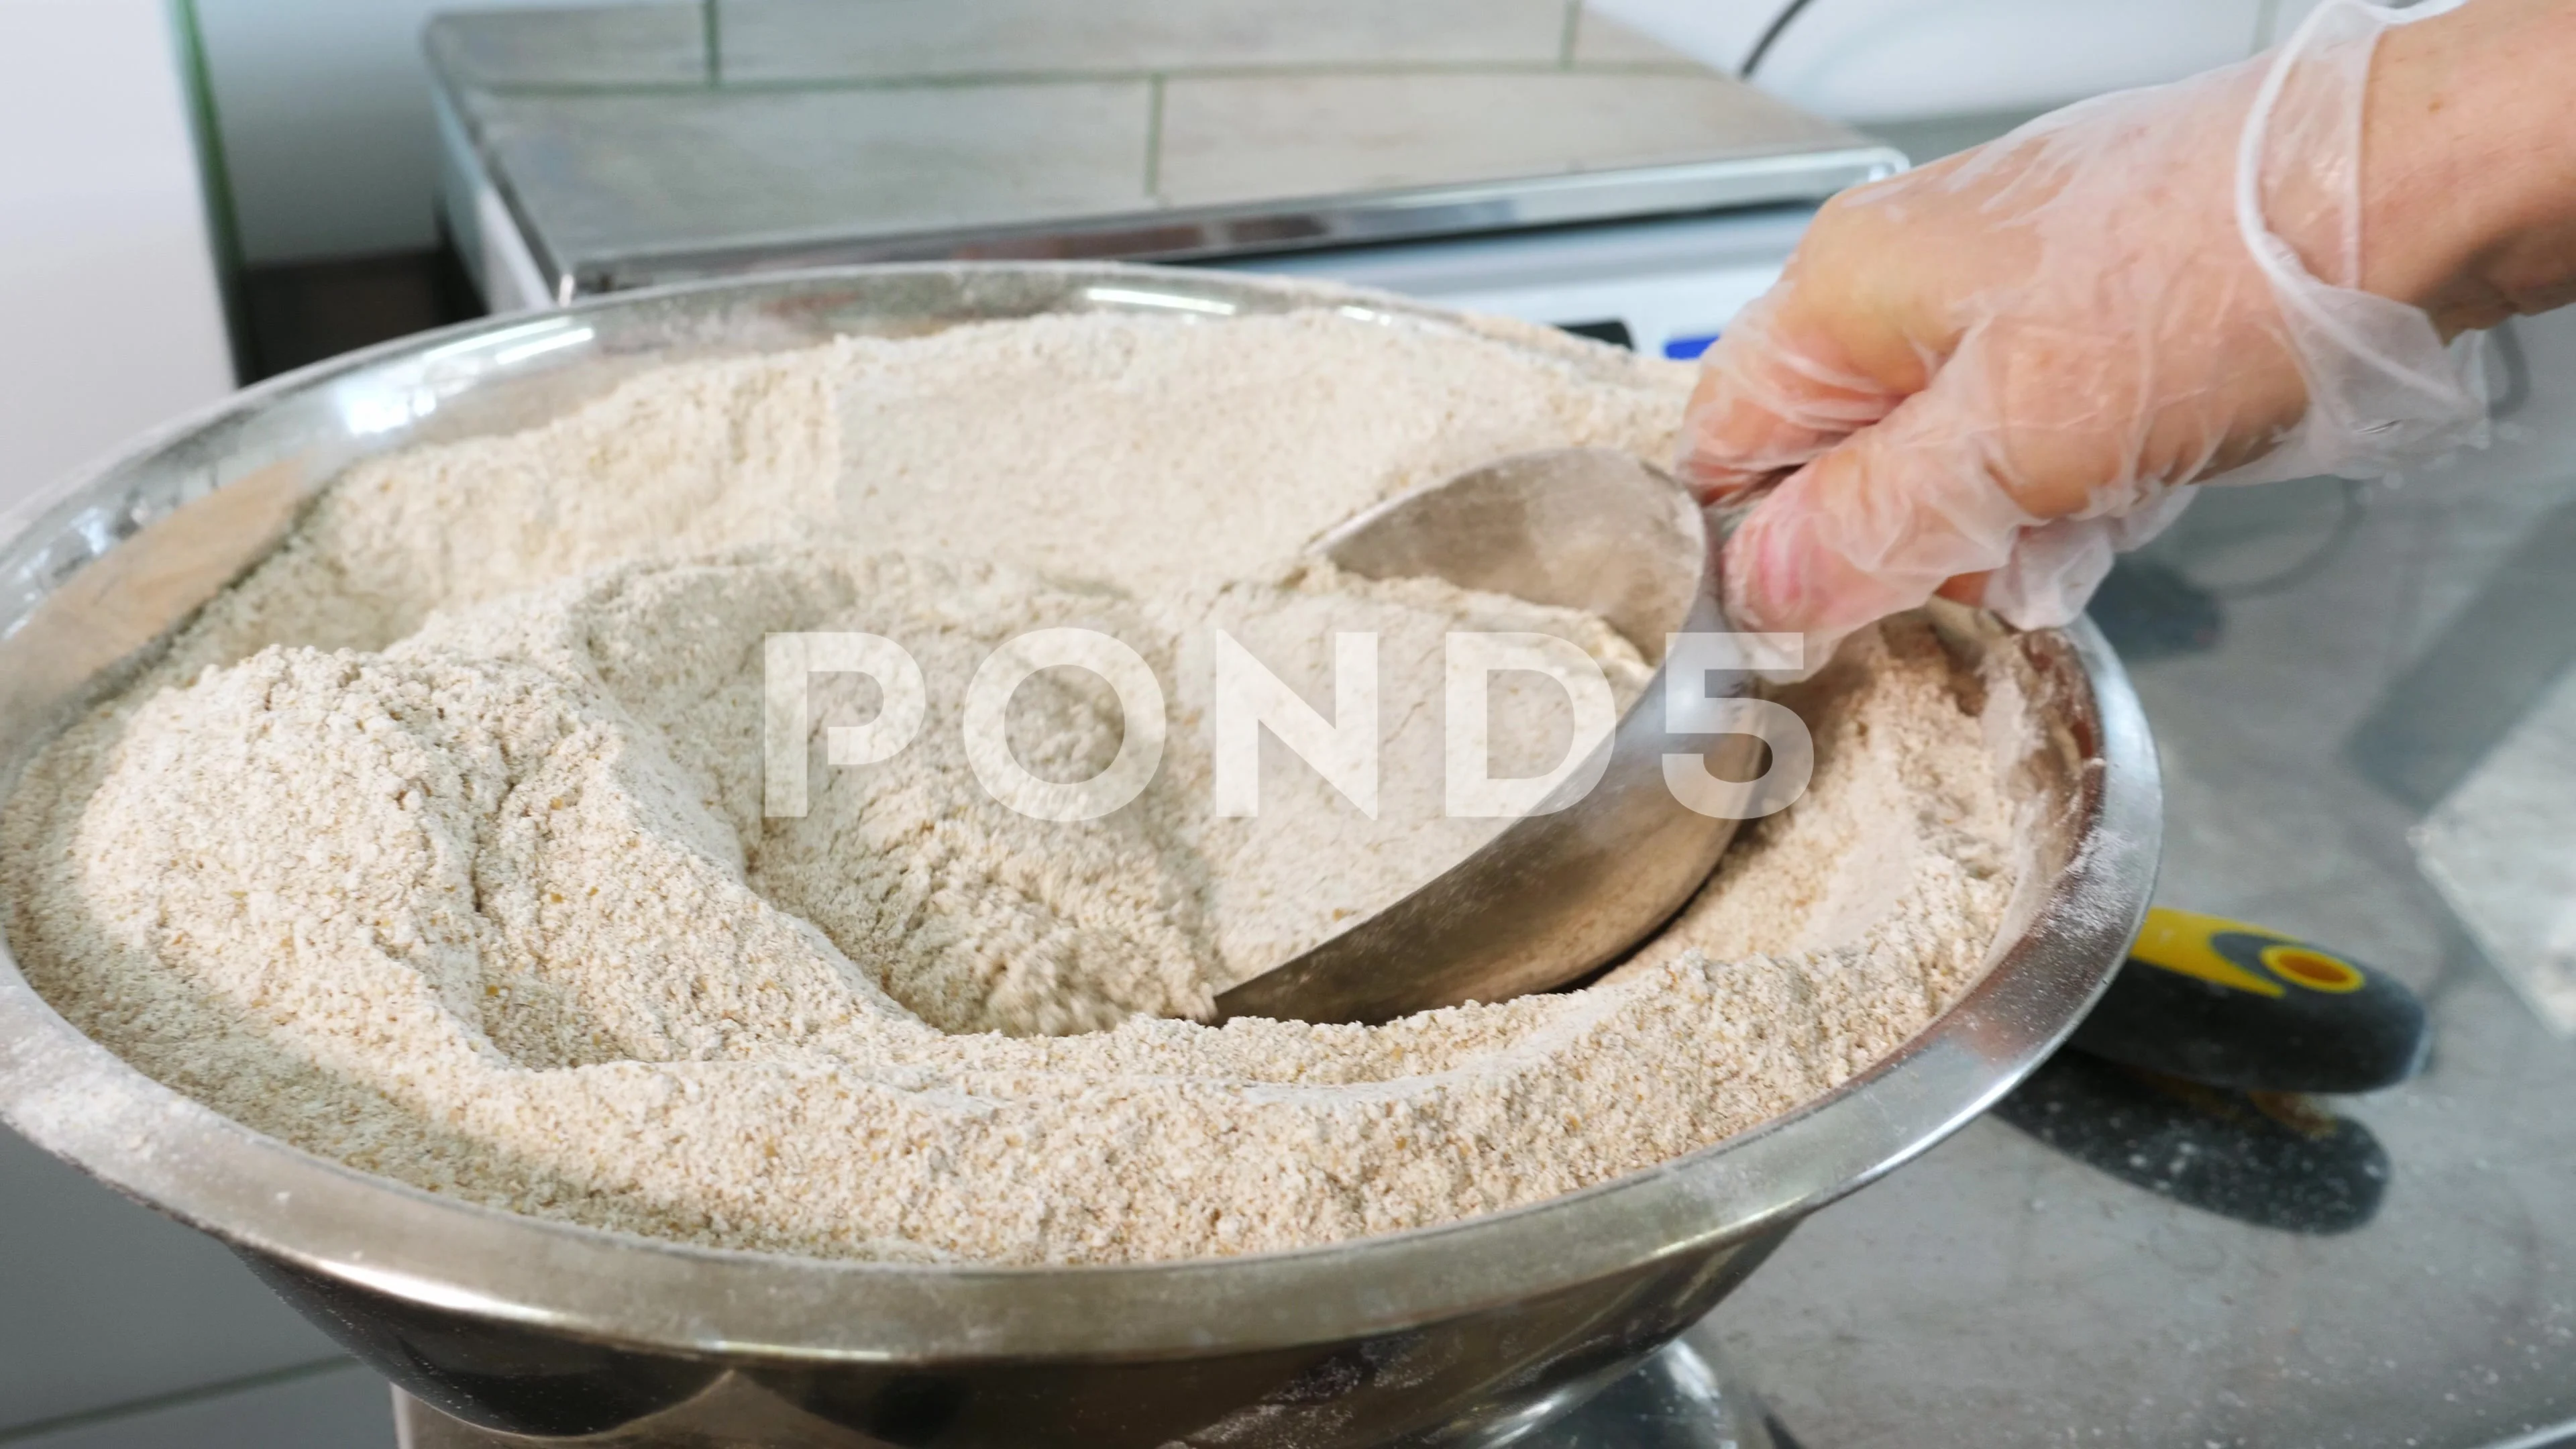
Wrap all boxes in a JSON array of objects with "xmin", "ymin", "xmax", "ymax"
[{"xmin": 1679, "ymin": 0, "xmax": 2490, "ymax": 667}]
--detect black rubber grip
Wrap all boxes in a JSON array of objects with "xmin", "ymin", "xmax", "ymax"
[{"xmin": 2067, "ymin": 908, "xmax": 2430, "ymax": 1094}]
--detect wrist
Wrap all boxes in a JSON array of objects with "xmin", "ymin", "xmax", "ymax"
[{"xmin": 2361, "ymin": 0, "xmax": 2576, "ymax": 334}]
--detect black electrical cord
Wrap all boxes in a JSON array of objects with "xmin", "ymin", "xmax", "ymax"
[{"xmin": 1741, "ymin": 0, "xmax": 1822, "ymax": 78}]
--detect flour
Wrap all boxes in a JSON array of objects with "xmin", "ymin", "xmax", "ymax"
[{"xmin": 1, "ymin": 308, "xmax": 2025, "ymax": 1265}]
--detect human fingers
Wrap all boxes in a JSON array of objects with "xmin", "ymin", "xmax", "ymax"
[
  {"xmin": 1718, "ymin": 360, "xmax": 2082, "ymax": 661},
  {"xmin": 1672, "ymin": 277, "xmax": 1909, "ymax": 506}
]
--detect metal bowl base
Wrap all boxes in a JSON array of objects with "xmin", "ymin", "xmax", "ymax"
[{"xmin": 388, "ymin": 1320, "xmax": 1779, "ymax": 1449}]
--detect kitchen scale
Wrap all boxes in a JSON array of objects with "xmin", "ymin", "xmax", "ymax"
[
  {"xmin": 426, "ymin": 0, "xmax": 1893, "ymax": 349},
  {"xmin": 412, "ymin": 6, "xmax": 2576, "ymax": 1446}
]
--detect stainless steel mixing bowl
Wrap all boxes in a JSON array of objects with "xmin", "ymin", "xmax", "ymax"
[{"xmin": 0, "ymin": 264, "xmax": 2159, "ymax": 1448}]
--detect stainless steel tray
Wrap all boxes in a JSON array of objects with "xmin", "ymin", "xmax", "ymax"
[{"xmin": 425, "ymin": 1, "xmax": 1902, "ymax": 301}]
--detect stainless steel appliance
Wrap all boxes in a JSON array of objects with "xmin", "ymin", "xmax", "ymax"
[{"xmin": 425, "ymin": 0, "xmax": 1894, "ymax": 359}]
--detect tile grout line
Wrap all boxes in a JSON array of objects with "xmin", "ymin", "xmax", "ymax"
[
  {"xmin": 1144, "ymin": 72, "xmax": 1166, "ymax": 197},
  {"xmin": 703, "ymin": 0, "xmax": 722, "ymax": 86},
  {"xmin": 0, "ymin": 1357, "xmax": 363, "ymax": 1446}
]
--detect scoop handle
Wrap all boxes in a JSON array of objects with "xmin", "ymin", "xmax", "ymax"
[{"xmin": 2065, "ymin": 907, "xmax": 2430, "ymax": 1094}]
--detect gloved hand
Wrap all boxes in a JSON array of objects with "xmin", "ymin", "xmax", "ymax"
[{"xmin": 1680, "ymin": 0, "xmax": 2490, "ymax": 667}]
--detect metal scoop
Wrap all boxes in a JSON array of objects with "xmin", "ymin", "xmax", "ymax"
[{"xmin": 1212, "ymin": 447, "xmax": 1759, "ymax": 1025}]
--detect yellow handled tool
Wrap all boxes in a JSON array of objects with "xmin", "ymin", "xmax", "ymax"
[{"xmin": 2066, "ymin": 908, "xmax": 2430, "ymax": 1093}]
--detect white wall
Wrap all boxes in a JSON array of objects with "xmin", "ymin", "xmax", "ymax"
[
  {"xmin": 0, "ymin": 0, "xmax": 234, "ymax": 511},
  {"xmin": 194, "ymin": 0, "xmax": 612, "ymax": 264},
  {"xmin": 1575, "ymin": 0, "xmax": 2296, "ymax": 122}
]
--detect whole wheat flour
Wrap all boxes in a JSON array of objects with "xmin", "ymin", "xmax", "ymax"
[{"xmin": 2, "ymin": 308, "xmax": 2026, "ymax": 1265}]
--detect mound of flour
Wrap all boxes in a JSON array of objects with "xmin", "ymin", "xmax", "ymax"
[{"xmin": 1, "ymin": 308, "xmax": 2023, "ymax": 1264}]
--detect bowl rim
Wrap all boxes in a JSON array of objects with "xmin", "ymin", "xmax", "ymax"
[{"xmin": 0, "ymin": 261, "xmax": 2161, "ymax": 1365}]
